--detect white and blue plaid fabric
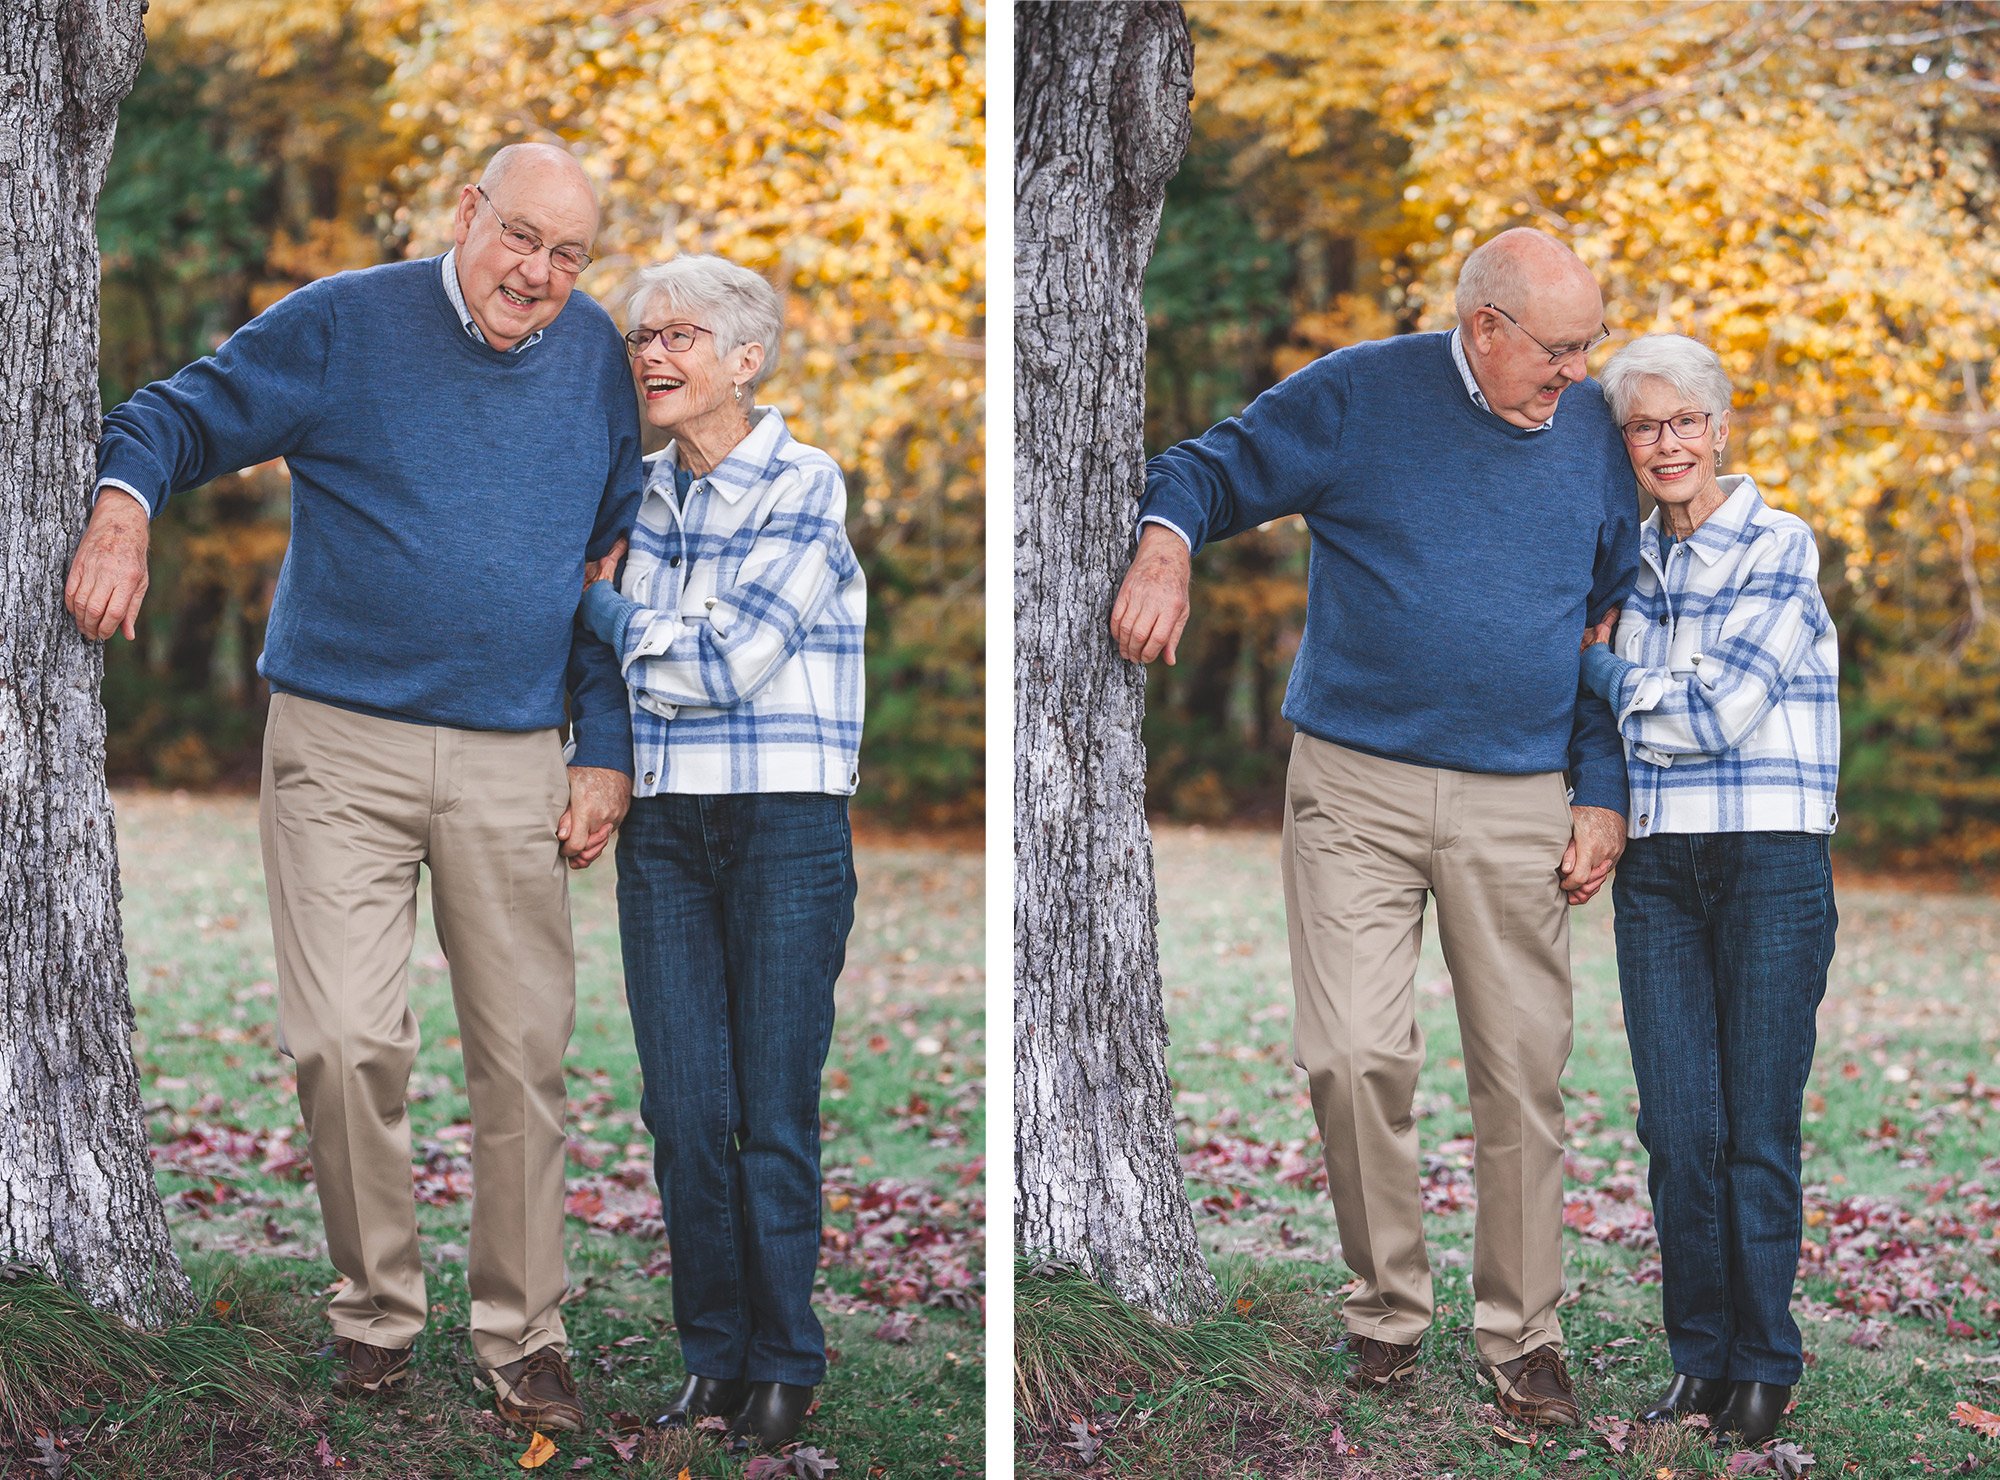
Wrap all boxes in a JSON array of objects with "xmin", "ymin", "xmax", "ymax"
[
  {"xmin": 610, "ymin": 407, "xmax": 865, "ymax": 796},
  {"xmin": 1605, "ymin": 474, "xmax": 1840, "ymax": 837}
]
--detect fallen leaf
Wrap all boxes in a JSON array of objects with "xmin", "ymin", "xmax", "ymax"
[
  {"xmin": 1493, "ymin": 1423, "xmax": 1534, "ymax": 1445},
  {"xmin": 1954, "ymin": 1400, "xmax": 2000, "ymax": 1437},
  {"xmin": 213, "ymin": 1299, "xmax": 232, "ymax": 1318},
  {"xmin": 315, "ymin": 1435, "xmax": 337, "ymax": 1469},
  {"xmin": 26, "ymin": 1432, "xmax": 63, "ymax": 1477},
  {"xmin": 790, "ymin": 1448, "xmax": 841, "ymax": 1478},
  {"xmin": 1062, "ymin": 1418, "xmax": 1103, "ymax": 1464},
  {"xmin": 1234, "ymin": 1296, "xmax": 1254, "ymax": 1315},
  {"xmin": 518, "ymin": 1432, "xmax": 557, "ymax": 1470}
]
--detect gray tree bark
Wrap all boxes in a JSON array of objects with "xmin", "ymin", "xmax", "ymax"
[
  {"xmin": 0, "ymin": 1, "xmax": 191, "ymax": 1326},
  {"xmin": 1014, "ymin": 1, "xmax": 1219, "ymax": 1324}
]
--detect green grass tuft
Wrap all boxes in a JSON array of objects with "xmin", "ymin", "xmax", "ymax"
[
  {"xmin": 1014, "ymin": 1255, "xmax": 1337, "ymax": 1427},
  {"xmin": 0, "ymin": 1264, "xmax": 308, "ymax": 1454}
]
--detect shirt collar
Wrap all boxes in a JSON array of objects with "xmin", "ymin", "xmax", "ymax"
[
  {"xmin": 1449, "ymin": 327, "xmax": 1552, "ymax": 431},
  {"xmin": 1643, "ymin": 473, "xmax": 1764, "ymax": 567},
  {"xmin": 656, "ymin": 407, "xmax": 789, "ymax": 504},
  {"xmin": 441, "ymin": 250, "xmax": 542, "ymax": 354}
]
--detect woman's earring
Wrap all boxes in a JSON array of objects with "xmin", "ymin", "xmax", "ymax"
[{"xmin": 733, "ymin": 383, "xmax": 744, "ymax": 404}]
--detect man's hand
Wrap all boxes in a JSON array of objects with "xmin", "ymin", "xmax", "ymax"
[
  {"xmin": 1559, "ymin": 804, "xmax": 1626, "ymax": 906},
  {"xmin": 1581, "ymin": 604, "xmax": 1620, "ymax": 651},
  {"xmin": 1110, "ymin": 523, "xmax": 1193, "ymax": 665},
  {"xmin": 585, "ymin": 537, "xmax": 627, "ymax": 591},
  {"xmin": 65, "ymin": 492, "xmax": 152, "ymax": 641},
  {"xmin": 557, "ymin": 765, "xmax": 631, "ymax": 869}
]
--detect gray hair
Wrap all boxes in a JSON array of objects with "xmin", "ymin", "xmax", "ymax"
[
  {"xmin": 1598, "ymin": 334, "xmax": 1733, "ymax": 422},
  {"xmin": 627, "ymin": 255, "xmax": 783, "ymax": 392}
]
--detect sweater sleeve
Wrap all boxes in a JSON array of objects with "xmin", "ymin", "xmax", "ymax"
[
  {"xmin": 1139, "ymin": 352, "xmax": 1348, "ymax": 554},
  {"xmin": 96, "ymin": 280, "xmax": 335, "ymax": 517},
  {"xmin": 563, "ymin": 353, "xmax": 645, "ymax": 773},
  {"xmin": 1565, "ymin": 449, "xmax": 1641, "ymax": 813}
]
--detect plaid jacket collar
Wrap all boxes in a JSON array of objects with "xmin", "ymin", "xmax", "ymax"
[
  {"xmin": 651, "ymin": 407, "xmax": 790, "ymax": 505},
  {"xmin": 1642, "ymin": 474, "xmax": 1761, "ymax": 571}
]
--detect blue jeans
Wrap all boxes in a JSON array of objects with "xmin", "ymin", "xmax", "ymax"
[
  {"xmin": 614, "ymin": 793, "xmax": 856, "ymax": 1387},
  {"xmin": 1612, "ymin": 831, "xmax": 1837, "ymax": 1385}
]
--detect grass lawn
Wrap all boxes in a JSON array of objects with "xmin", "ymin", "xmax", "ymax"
[
  {"xmin": 1018, "ymin": 825, "xmax": 1999, "ymax": 1479},
  {"xmin": 12, "ymin": 790, "xmax": 983, "ymax": 1479}
]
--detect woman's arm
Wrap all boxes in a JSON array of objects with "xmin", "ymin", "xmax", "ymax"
[
  {"xmin": 622, "ymin": 459, "xmax": 853, "ymax": 710},
  {"xmin": 1598, "ymin": 524, "xmax": 1827, "ymax": 758}
]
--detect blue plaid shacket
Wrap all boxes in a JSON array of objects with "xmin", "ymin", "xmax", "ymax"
[
  {"xmin": 1593, "ymin": 474, "xmax": 1840, "ymax": 838},
  {"xmin": 582, "ymin": 407, "xmax": 865, "ymax": 796}
]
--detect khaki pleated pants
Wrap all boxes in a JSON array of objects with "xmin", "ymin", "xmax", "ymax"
[
  {"xmin": 1282, "ymin": 733, "xmax": 1575, "ymax": 1367},
  {"xmin": 258, "ymin": 693, "xmax": 577, "ymax": 1369}
]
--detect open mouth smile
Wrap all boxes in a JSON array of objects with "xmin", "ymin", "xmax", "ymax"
[
  {"xmin": 499, "ymin": 286, "xmax": 536, "ymax": 309},
  {"xmin": 642, "ymin": 376, "xmax": 685, "ymax": 400},
  {"xmin": 1650, "ymin": 459, "xmax": 1698, "ymax": 483}
]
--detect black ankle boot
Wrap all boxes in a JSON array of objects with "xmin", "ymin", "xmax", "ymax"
[
  {"xmin": 724, "ymin": 1381, "xmax": 816, "ymax": 1453},
  {"xmin": 652, "ymin": 1374, "xmax": 747, "ymax": 1429},
  {"xmin": 1713, "ymin": 1380, "xmax": 1792, "ymax": 1447},
  {"xmin": 1639, "ymin": 1372, "xmax": 1730, "ymax": 1423}
]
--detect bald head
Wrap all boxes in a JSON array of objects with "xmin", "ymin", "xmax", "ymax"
[
  {"xmin": 1453, "ymin": 228, "xmax": 1599, "ymax": 324},
  {"xmin": 480, "ymin": 143, "xmax": 600, "ymax": 233},
  {"xmin": 1455, "ymin": 229, "xmax": 1608, "ymax": 428},
  {"xmin": 452, "ymin": 142, "xmax": 602, "ymax": 352}
]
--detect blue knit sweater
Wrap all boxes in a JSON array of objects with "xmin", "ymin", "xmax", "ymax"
[
  {"xmin": 98, "ymin": 258, "xmax": 643, "ymax": 770},
  {"xmin": 1142, "ymin": 332, "xmax": 1640, "ymax": 812}
]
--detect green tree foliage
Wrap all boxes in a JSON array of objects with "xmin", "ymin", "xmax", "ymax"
[{"xmin": 1148, "ymin": 0, "xmax": 2000, "ymax": 867}]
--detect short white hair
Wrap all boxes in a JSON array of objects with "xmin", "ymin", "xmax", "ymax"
[
  {"xmin": 1599, "ymin": 334, "xmax": 1733, "ymax": 422},
  {"xmin": 627, "ymin": 255, "xmax": 783, "ymax": 391}
]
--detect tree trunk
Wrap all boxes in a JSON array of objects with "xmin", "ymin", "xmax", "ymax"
[
  {"xmin": 0, "ymin": 1, "xmax": 191, "ymax": 1326},
  {"xmin": 1014, "ymin": 1, "xmax": 1219, "ymax": 1324}
]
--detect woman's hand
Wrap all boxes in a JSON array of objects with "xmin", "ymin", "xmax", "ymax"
[
  {"xmin": 1581, "ymin": 604, "xmax": 1619, "ymax": 651},
  {"xmin": 585, "ymin": 537, "xmax": 628, "ymax": 590}
]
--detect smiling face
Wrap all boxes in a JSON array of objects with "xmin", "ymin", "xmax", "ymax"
[
  {"xmin": 1463, "ymin": 275, "xmax": 1607, "ymax": 428},
  {"xmin": 1621, "ymin": 376, "xmax": 1728, "ymax": 511},
  {"xmin": 450, "ymin": 157, "xmax": 598, "ymax": 351},
  {"xmin": 628, "ymin": 307, "xmax": 763, "ymax": 437}
]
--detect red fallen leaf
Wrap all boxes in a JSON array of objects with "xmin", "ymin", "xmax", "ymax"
[
  {"xmin": 1947, "ymin": 1317, "xmax": 1978, "ymax": 1338},
  {"xmin": 873, "ymin": 1311, "xmax": 920, "ymax": 1343},
  {"xmin": 606, "ymin": 1434, "xmax": 640, "ymax": 1461},
  {"xmin": 564, "ymin": 1188, "xmax": 605, "ymax": 1220},
  {"xmin": 1954, "ymin": 1400, "xmax": 2000, "ymax": 1437},
  {"xmin": 743, "ymin": 1460, "xmax": 792, "ymax": 1480},
  {"xmin": 315, "ymin": 1434, "xmax": 337, "ymax": 1469},
  {"xmin": 1587, "ymin": 1414, "xmax": 1632, "ymax": 1454}
]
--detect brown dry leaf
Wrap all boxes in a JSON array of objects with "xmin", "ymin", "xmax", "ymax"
[
  {"xmin": 517, "ymin": 1431, "xmax": 557, "ymax": 1469},
  {"xmin": 1493, "ymin": 1423, "xmax": 1534, "ymax": 1445},
  {"xmin": 1954, "ymin": 1400, "xmax": 2000, "ymax": 1437}
]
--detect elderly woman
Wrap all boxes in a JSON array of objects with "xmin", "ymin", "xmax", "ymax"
[
  {"xmin": 1580, "ymin": 334, "xmax": 1839, "ymax": 1449},
  {"xmin": 577, "ymin": 255, "xmax": 865, "ymax": 1453}
]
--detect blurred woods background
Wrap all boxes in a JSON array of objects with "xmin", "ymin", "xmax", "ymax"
[
  {"xmin": 1145, "ymin": 0, "xmax": 2000, "ymax": 870},
  {"xmin": 97, "ymin": 0, "xmax": 983, "ymax": 825}
]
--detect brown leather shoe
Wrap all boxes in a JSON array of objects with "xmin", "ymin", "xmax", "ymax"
[
  {"xmin": 1488, "ymin": 1345, "xmax": 1581, "ymax": 1427},
  {"xmin": 485, "ymin": 1344, "xmax": 584, "ymax": 1433},
  {"xmin": 331, "ymin": 1336, "xmax": 413, "ymax": 1398},
  {"xmin": 1343, "ymin": 1334, "xmax": 1422, "ymax": 1389}
]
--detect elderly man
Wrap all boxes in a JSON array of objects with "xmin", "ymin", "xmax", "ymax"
[
  {"xmin": 1113, "ymin": 228, "xmax": 1639, "ymax": 1426},
  {"xmin": 65, "ymin": 143, "xmax": 639, "ymax": 1434}
]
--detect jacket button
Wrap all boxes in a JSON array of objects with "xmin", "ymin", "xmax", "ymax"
[
  {"xmin": 643, "ymin": 772, "xmax": 655, "ymax": 784},
  {"xmin": 1639, "ymin": 814, "xmax": 1649, "ymax": 826}
]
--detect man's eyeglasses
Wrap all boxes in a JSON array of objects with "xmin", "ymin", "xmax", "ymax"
[
  {"xmin": 1620, "ymin": 411, "xmax": 1714, "ymax": 447},
  {"xmin": 623, "ymin": 323, "xmax": 714, "ymax": 355},
  {"xmin": 474, "ymin": 186, "xmax": 592, "ymax": 275},
  {"xmin": 1484, "ymin": 303, "xmax": 1610, "ymax": 364}
]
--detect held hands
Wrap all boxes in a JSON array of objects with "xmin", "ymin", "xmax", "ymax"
[
  {"xmin": 557, "ymin": 765, "xmax": 631, "ymax": 869},
  {"xmin": 65, "ymin": 492, "xmax": 152, "ymax": 641},
  {"xmin": 1110, "ymin": 524, "xmax": 1193, "ymax": 665},
  {"xmin": 1559, "ymin": 804, "xmax": 1625, "ymax": 906}
]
